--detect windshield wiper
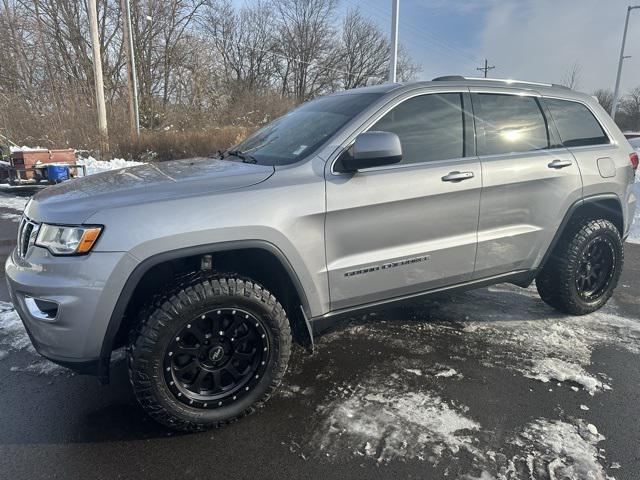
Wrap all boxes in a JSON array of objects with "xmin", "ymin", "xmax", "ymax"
[{"xmin": 223, "ymin": 149, "xmax": 258, "ymax": 164}]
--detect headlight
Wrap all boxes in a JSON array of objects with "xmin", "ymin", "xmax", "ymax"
[{"xmin": 35, "ymin": 224, "xmax": 103, "ymax": 255}]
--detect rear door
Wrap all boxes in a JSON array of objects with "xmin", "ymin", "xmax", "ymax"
[
  {"xmin": 470, "ymin": 88, "xmax": 583, "ymax": 278},
  {"xmin": 324, "ymin": 90, "xmax": 481, "ymax": 311}
]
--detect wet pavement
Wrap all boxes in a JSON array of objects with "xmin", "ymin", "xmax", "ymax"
[{"xmin": 0, "ymin": 189, "xmax": 639, "ymax": 480}]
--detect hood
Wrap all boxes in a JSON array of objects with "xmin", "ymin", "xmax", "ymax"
[{"xmin": 26, "ymin": 157, "xmax": 275, "ymax": 224}]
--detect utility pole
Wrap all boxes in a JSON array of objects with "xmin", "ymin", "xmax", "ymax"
[
  {"xmin": 476, "ymin": 59, "xmax": 495, "ymax": 78},
  {"xmin": 388, "ymin": 0, "xmax": 399, "ymax": 83},
  {"xmin": 611, "ymin": 5, "xmax": 640, "ymax": 120},
  {"xmin": 88, "ymin": 0, "xmax": 110, "ymax": 159},
  {"xmin": 121, "ymin": 0, "xmax": 140, "ymax": 142}
]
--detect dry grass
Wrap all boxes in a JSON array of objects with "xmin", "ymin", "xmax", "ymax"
[
  {"xmin": 1, "ymin": 88, "xmax": 295, "ymax": 162},
  {"xmin": 116, "ymin": 126, "xmax": 253, "ymax": 162}
]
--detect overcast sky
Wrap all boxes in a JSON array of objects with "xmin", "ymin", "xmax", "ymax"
[
  {"xmin": 342, "ymin": 0, "xmax": 640, "ymax": 94},
  {"xmin": 233, "ymin": 0, "xmax": 640, "ymax": 94}
]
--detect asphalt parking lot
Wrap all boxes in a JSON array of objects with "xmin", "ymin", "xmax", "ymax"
[{"xmin": 0, "ymin": 189, "xmax": 639, "ymax": 480}]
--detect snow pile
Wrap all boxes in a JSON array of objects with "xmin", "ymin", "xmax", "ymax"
[
  {"xmin": 0, "ymin": 195, "xmax": 29, "ymax": 211},
  {"xmin": 513, "ymin": 419, "xmax": 610, "ymax": 480},
  {"xmin": 0, "ymin": 301, "xmax": 31, "ymax": 353},
  {"xmin": 0, "ymin": 300, "xmax": 66, "ymax": 375},
  {"xmin": 9, "ymin": 146, "xmax": 46, "ymax": 152},
  {"xmin": 0, "ymin": 212, "xmax": 22, "ymax": 223},
  {"xmin": 77, "ymin": 155, "xmax": 144, "ymax": 176},
  {"xmin": 316, "ymin": 385, "xmax": 480, "ymax": 462},
  {"xmin": 627, "ymin": 170, "xmax": 640, "ymax": 244}
]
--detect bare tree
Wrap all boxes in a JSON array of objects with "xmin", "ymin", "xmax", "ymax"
[
  {"xmin": 592, "ymin": 88, "xmax": 614, "ymax": 114},
  {"xmin": 338, "ymin": 9, "xmax": 388, "ymax": 89},
  {"xmin": 561, "ymin": 60, "xmax": 582, "ymax": 90},
  {"xmin": 272, "ymin": 0, "xmax": 338, "ymax": 101},
  {"xmin": 620, "ymin": 86, "xmax": 640, "ymax": 131}
]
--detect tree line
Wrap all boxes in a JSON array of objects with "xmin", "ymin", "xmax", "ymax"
[{"xmin": 0, "ymin": 0, "xmax": 419, "ymax": 156}]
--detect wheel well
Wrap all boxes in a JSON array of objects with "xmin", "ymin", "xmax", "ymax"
[
  {"xmin": 111, "ymin": 248, "xmax": 311, "ymax": 352},
  {"xmin": 572, "ymin": 197, "xmax": 624, "ymax": 235}
]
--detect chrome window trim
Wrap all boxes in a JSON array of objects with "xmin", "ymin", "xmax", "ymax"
[{"xmin": 354, "ymin": 155, "xmax": 475, "ymax": 174}]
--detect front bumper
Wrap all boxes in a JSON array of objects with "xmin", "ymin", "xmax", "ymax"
[{"xmin": 5, "ymin": 246, "xmax": 131, "ymax": 375}]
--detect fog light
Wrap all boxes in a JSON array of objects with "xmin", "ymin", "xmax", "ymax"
[{"xmin": 24, "ymin": 296, "xmax": 58, "ymax": 321}]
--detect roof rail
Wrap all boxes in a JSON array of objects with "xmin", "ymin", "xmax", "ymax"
[
  {"xmin": 432, "ymin": 75, "xmax": 466, "ymax": 81},
  {"xmin": 432, "ymin": 75, "xmax": 556, "ymax": 88}
]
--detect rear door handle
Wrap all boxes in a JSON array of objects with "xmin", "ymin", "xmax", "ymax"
[
  {"xmin": 442, "ymin": 171, "xmax": 474, "ymax": 182},
  {"xmin": 548, "ymin": 159, "xmax": 573, "ymax": 169}
]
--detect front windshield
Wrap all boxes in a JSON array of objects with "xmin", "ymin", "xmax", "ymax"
[{"xmin": 229, "ymin": 92, "xmax": 383, "ymax": 166}]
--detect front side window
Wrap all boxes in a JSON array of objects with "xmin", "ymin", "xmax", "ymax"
[
  {"xmin": 370, "ymin": 93, "xmax": 465, "ymax": 165},
  {"xmin": 473, "ymin": 93, "xmax": 549, "ymax": 155},
  {"xmin": 544, "ymin": 98, "xmax": 609, "ymax": 147}
]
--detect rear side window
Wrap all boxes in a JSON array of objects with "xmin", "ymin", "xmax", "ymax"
[
  {"xmin": 472, "ymin": 93, "xmax": 549, "ymax": 155},
  {"xmin": 544, "ymin": 98, "xmax": 609, "ymax": 147},
  {"xmin": 370, "ymin": 93, "xmax": 464, "ymax": 165}
]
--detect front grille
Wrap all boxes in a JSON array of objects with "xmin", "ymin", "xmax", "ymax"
[{"xmin": 17, "ymin": 217, "xmax": 39, "ymax": 258}]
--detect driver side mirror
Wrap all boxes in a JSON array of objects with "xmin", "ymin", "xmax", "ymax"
[{"xmin": 334, "ymin": 131, "xmax": 402, "ymax": 173}]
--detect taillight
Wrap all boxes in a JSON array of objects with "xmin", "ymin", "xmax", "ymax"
[{"xmin": 631, "ymin": 152, "xmax": 639, "ymax": 171}]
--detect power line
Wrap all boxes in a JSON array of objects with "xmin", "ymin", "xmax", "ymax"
[
  {"xmin": 342, "ymin": 0, "xmax": 480, "ymax": 64},
  {"xmin": 476, "ymin": 58, "xmax": 495, "ymax": 78}
]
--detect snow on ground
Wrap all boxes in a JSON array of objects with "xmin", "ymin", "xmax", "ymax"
[
  {"xmin": 0, "ymin": 211, "xmax": 22, "ymax": 222},
  {"xmin": 77, "ymin": 155, "xmax": 144, "ymax": 176},
  {"xmin": 0, "ymin": 195, "xmax": 29, "ymax": 212},
  {"xmin": 0, "ymin": 300, "xmax": 66, "ymax": 375},
  {"xmin": 459, "ymin": 284, "xmax": 640, "ymax": 395},
  {"xmin": 316, "ymin": 382, "xmax": 481, "ymax": 463},
  {"xmin": 627, "ymin": 172, "xmax": 640, "ymax": 244}
]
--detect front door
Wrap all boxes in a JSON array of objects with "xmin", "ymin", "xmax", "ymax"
[{"xmin": 324, "ymin": 91, "xmax": 482, "ymax": 311}]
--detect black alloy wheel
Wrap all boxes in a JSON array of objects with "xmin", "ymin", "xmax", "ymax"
[
  {"xmin": 574, "ymin": 236, "xmax": 616, "ymax": 301},
  {"xmin": 164, "ymin": 308, "xmax": 269, "ymax": 408}
]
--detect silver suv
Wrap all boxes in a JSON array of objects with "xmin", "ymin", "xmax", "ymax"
[{"xmin": 6, "ymin": 77, "xmax": 638, "ymax": 431}]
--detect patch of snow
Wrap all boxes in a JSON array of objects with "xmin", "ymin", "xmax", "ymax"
[
  {"xmin": 403, "ymin": 368, "xmax": 423, "ymax": 376},
  {"xmin": 456, "ymin": 284, "xmax": 640, "ymax": 394},
  {"xmin": 0, "ymin": 300, "xmax": 66, "ymax": 375},
  {"xmin": 0, "ymin": 195, "xmax": 29, "ymax": 212},
  {"xmin": 77, "ymin": 155, "xmax": 144, "ymax": 176},
  {"xmin": 0, "ymin": 212, "xmax": 22, "ymax": 222},
  {"xmin": 316, "ymin": 384, "xmax": 480, "ymax": 463},
  {"xmin": 515, "ymin": 419, "xmax": 609, "ymax": 480},
  {"xmin": 0, "ymin": 301, "xmax": 32, "ymax": 351},
  {"xmin": 435, "ymin": 368, "xmax": 459, "ymax": 378},
  {"xmin": 627, "ymin": 177, "xmax": 640, "ymax": 244},
  {"xmin": 580, "ymin": 405, "xmax": 590, "ymax": 411},
  {"xmin": 9, "ymin": 146, "xmax": 45, "ymax": 152}
]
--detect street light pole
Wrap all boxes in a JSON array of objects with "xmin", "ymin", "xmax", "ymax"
[
  {"xmin": 388, "ymin": 0, "xmax": 399, "ymax": 83},
  {"xmin": 611, "ymin": 5, "xmax": 640, "ymax": 120}
]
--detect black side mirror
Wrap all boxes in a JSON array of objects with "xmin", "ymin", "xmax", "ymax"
[{"xmin": 335, "ymin": 131, "xmax": 402, "ymax": 173}]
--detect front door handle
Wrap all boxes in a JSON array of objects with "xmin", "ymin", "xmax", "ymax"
[
  {"xmin": 442, "ymin": 171, "xmax": 474, "ymax": 182},
  {"xmin": 548, "ymin": 159, "xmax": 573, "ymax": 169}
]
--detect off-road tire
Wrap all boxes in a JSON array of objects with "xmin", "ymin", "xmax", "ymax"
[
  {"xmin": 536, "ymin": 219, "xmax": 623, "ymax": 315},
  {"xmin": 128, "ymin": 273, "xmax": 291, "ymax": 431}
]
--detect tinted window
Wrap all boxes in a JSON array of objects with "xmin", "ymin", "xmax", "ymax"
[
  {"xmin": 232, "ymin": 93, "xmax": 382, "ymax": 165},
  {"xmin": 545, "ymin": 98, "xmax": 609, "ymax": 147},
  {"xmin": 370, "ymin": 93, "xmax": 464, "ymax": 164},
  {"xmin": 473, "ymin": 93, "xmax": 549, "ymax": 155}
]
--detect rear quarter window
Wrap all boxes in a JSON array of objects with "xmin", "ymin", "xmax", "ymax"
[{"xmin": 544, "ymin": 98, "xmax": 609, "ymax": 147}]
